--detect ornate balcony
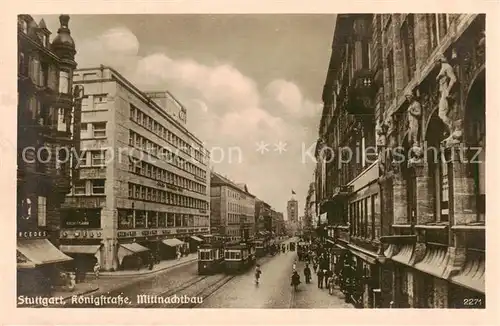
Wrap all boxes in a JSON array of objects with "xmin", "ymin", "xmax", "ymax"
[{"xmin": 346, "ymin": 69, "xmax": 377, "ymax": 115}]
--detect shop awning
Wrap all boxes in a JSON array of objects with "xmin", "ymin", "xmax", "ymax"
[
  {"xmin": 347, "ymin": 243, "xmax": 378, "ymax": 265},
  {"xmin": 117, "ymin": 243, "xmax": 149, "ymax": 264},
  {"xmin": 450, "ymin": 252, "xmax": 485, "ymax": 294},
  {"xmin": 190, "ymin": 236, "xmax": 203, "ymax": 242},
  {"xmin": 326, "ymin": 239, "xmax": 335, "ymax": 245},
  {"xmin": 60, "ymin": 245, "xmax": 101, "ymax": 255},
  {"xmin": 17, "ymin": 239, "xmax": 73, "ymax": 269},
  {"xmin": 162, "ymin": 238, "xmax": 184, "ymax": 247}
]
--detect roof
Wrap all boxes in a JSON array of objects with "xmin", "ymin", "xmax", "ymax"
[{"xmin": 211, "ymin": 172, "xmax": 255, "ymax": 198}]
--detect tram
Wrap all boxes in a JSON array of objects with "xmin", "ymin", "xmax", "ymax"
[
  {"xmin": 223, "ymin": 241, "xmax": 255, "ymax": 274},
  {"xmin": 254, "ymin": 239, "xmax": 266, "ymax": 257},
  {"xmin": 197, "ymin": 241, "xmax": 224, "ymax": 275}
]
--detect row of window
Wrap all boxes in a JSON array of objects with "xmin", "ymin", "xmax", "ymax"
[
  {"xmin": 130, "ymin": 104, "xmax": 206, "ymax": 164},
  {"xmin": 349, "ymin": 194, "xmax": 380, "ymax": 239},
  {"xmin": 117, "ymin": 208, "xmax": 209, "ymax": 229},
  {"xmin": 198, "ymin": 249, "xmax": 223, "ymax": 261},
  {"xmin": 128, "ymin": 182, "xmax": 208, "ymax": 210},
  {"xmin": 73, "ymin": 179, "xmax": 105, "ymax": 195},
  {"xmin": 129, "ymin": 130, "xmax": 207, "ymax": 180},
  {"xmin": 81, "ymin": 122, "xmax": 107, "ymax": 138},
  {"xmin": 227, "ymin": 213, "xmax": 242, "ymax": 225},
  {"xmin": 228, "ymin": 201, "xmax": 250, "ymax": 214},
  {"xmin": 79, "ymin": 150, "xmax": 106, "ymax": 167},
  {"xmin": 18, "ymin": 52, "xmax": 60, "ymax": 91},
  {"xmin": 128, "ymin": 159, "xmax": 207, "ymax": 195}
]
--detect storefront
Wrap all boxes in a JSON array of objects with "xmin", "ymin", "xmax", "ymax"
[
  {"xmin": 17, "ymin": 231, "xmax": 73, "ymax": 296},
  {"xmin": 117, "ymin": 242, "xmax": 150, "ymax": 270}
]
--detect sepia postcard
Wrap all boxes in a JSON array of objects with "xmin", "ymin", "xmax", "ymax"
[{"xmin": 1, "ymin": 1, "xmax": 499, "ymax": 325}]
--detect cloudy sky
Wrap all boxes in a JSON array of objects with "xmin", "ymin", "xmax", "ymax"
[{"xmin": 37, "ymin": 14, "xmax": 336, "ymax": 216}]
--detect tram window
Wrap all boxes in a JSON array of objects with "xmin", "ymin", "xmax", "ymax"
[{"xmin": 199, "ymin": 250, "xmax": 211, "ymax": 260}]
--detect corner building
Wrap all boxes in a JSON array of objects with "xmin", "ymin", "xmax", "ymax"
[
  {"xmin": 60, "ymin": 66, "xmax": 211, "ymax": 271},
  {"xmin": 17, "ymin": 15, "xmax": 80, "ymax": 295},
  {"xmin": 317, "ymin": 14, "xmax": 485, "ymax": 308}
]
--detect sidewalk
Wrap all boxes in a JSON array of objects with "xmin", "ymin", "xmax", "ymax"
[
  {"xmin": 86, "ymin": 253, "xmax": 198, "ymax": 278},
  {"xmin": 292, "ymin": 260, "xmax": 354, "ymax": 308}
]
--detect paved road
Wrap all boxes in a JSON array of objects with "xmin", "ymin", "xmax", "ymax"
[{"xmin": 65, "ymin": 259, "xmax": 200, "ymax": 308}]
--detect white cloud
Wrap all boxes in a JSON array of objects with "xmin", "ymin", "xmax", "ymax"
[{"xmin": 77, "ymin": 27, "xmax": 321, "ymax": 213}]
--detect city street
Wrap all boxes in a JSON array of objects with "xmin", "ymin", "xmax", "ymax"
[{"xmin": 58, "ymin": 238, "xmax": 352, "ymax": 308}]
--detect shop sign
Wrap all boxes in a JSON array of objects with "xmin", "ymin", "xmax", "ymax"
[
  {"xmin": 199, "ymin": 209, "xmax": 207, "ymax": 214},
  {"xmin": 117, "ymin": 231, "xmax": 137, "ymax": 238},
  {"xmin": 18, "ymin": 230, "xmax": 47, "ymax": 239},
  {"xmin": 157, "ymin": 181, "xmax": 166, "ymax": 188}
]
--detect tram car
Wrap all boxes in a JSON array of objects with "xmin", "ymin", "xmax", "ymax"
[
  {"xmin": 197, "ymin": 241, "xmax": 224, "ymax": 275},
  {"xmin": 254, "ymin": 239, "xmax": 266, "ymax": 257},
  {"xmin": 223, "ymin": 241, "xmax": 255, "ymax": 274}
]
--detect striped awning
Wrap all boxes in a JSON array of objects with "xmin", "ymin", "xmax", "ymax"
[
  {"xmin": 17, "ymin": 239, "xmax": 73, "ymax": 269},
  {"xmin": 190, "ymin": 236, "xmax": 203, "ymax": 242}
]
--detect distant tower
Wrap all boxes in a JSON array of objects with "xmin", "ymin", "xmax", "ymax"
[{"xmin": 287, "ymin": 197, "xmax": 298, "ymax": 222}]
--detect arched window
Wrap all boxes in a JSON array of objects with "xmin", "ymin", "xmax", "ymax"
[{"xmin": 426, "ymin": 114, "xmax": 451, "ymax": 222}]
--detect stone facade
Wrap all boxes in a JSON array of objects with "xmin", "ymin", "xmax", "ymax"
[
  {"xmin": 17, "ymin": 14, "xmax": 79, "ymax": 295},
  {"xmin": 316, "ymin": 14, "xmax": 485, "ymax": 308}
]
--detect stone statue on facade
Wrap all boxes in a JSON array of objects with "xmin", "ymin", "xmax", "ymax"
[
  {"xmin": 385, "ymin": 114, "xmax": 399, "ymax": 172},
  {"xmin": 406, "ymin": 91, "xmax": 423, "ymax": 166},
  {"xmin": 435, "ymin": 54, "xmax": 460, "ymax": 146}
]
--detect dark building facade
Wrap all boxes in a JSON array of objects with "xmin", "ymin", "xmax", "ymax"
[
  {"xmin": 316, "ymin": 14, "xmax": 485, "ymax": 308},
  {"xmin": 17, "ymin": 15, "xmax": 80, "ymax": 295}
]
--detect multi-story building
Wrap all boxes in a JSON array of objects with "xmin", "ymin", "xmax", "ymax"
[
  {"xmin": 271, "ymin": 210, "xmax": 285, "ymax": 236},
  {"xmin": 17, "ymin": 14, "xmax": 80, "ymax": 295},
  {"xmin": 317, "ymin": 14, "xmax": 485, "ymax": 308},
  {"xmin": 60, "ymin": 66, "xmax": 211, "ymax": 271},
  {"xmin": 255, "ymin": 199, "xmax": 272, "ymax": 236},
  {"xmin": 210, "ymin": 172, "xmax": 256, "ymax": 240},
  {"xmin": 287, "ymin": 197, "xmax": 298, "ymax": 222},
  {"xmin": 304, "ymin": 182, "xmax": 316, "ymax": 231}
]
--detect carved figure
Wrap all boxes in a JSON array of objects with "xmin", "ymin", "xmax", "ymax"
[
  {"xmin": 405, "ymin": 91, "xmax": 422, "ymax": 147},
  {"xmin": 435, "ymin": 54, "xmax": 457, "ymax": 141}
]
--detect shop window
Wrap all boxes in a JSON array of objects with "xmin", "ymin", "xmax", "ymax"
[
  {"xmin": 37, "ymin": 196, "xmax": 46, "ymax": 227},
  {"xmin": 148, "ymin": 211, "xmax": 158, "ymax": 228},
  {"xmin": 167, "ymin": 213, "xmax": 174, "ymax": 227},
  {"xmin": 118, "ymin": 209, "xmax": 133, "ymax": 229},
  {"xmin": 91, "ymin": 179, "xmax": 105, "ymax": 195},
  {"xmin": 158, "ymin": 212, "xmax": 167, "ymax": 227},
  {"xmin": 135, "ymin": 210, "xmax": 146, "ymax": 228},
  {"xmin": 175, "ymin": 214, "xmax": 182, "ymax": 227}
]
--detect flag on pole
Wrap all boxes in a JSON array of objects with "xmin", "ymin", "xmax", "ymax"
[{"xmin": 292, "ymin": 190, "xmax": 296, "ymax": 195}]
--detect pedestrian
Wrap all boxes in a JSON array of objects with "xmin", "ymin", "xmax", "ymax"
[
  {"xmin": 68, "ymin": 272, "xmax": 76, "ymax": 292},
  {"xmin": 304, "ymin": 263, "xmax": 311, "ymax": 284},
  {"xmin": 177, "ymin": 250, "xmax": 181, "ymax": 260},
  {"xmin": 137, "ymin": 256, "xmax": 143, "ymax": 270},
  {"xmin": 93, "ymin": 262, "xmax": 100, "ymax": 279},
  {"xmin": 317, "ymin": 268, "xmax": 324, "ymax": 289},
  {"xmin": 324, "ymin": 269, "xmax": 330, "ymax": 289}
]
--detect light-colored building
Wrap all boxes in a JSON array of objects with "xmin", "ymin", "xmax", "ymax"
[
  {"xmin": 287, "ymin": 197, "xmax": 298, "ymax": 222},
  {"xmin": 60, "ymin": 66, "xmax": 211, "ymax": 271},
  {"xmin": 210, "ymin": 173, "xmax": 256, "ymax": 240}
]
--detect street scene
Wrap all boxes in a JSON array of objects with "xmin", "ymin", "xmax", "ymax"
[{"xmin": 16, "ymin": 13, "xmax": 485, "ymax": 309}]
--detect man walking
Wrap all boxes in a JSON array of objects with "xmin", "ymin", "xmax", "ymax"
[{"xmin": 317, "ymin": 268, "xmax": 324, "ymax": 289}]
